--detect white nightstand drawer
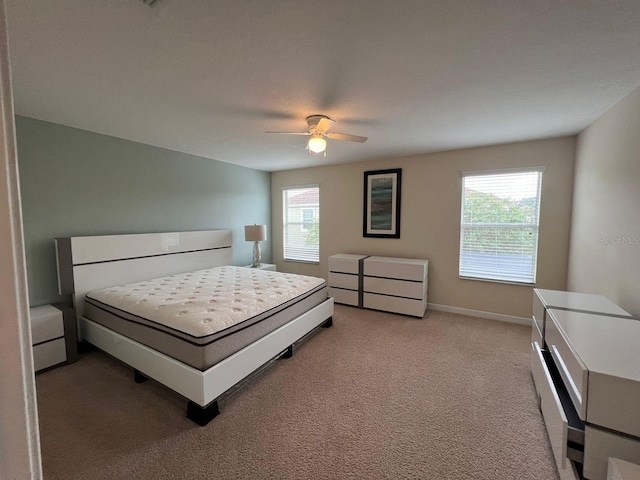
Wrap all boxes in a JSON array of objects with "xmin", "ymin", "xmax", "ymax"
[
  {"xmin": 30, "ymin": 305, "xmax": 64, "ymax": 344},
  {"xmin": 328, "ymin": 287, "xmax": 359, "ymax": 306},
  {"xmin": 33, "ymin": 338, "xmax": 67, "ymax": 372}
]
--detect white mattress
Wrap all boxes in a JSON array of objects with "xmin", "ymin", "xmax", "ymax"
[
  {"xmin": 84, "ymin": 266, "xmax": 329, "ymax": 370},
  {"xmin": 87, "ymin": 266, "xmax": 325, "ymax": 337}
]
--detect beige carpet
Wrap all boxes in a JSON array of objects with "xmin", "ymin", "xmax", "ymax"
[{"xmin": 35, "ymin": 305, "xmax": 558, "ymax": 479}]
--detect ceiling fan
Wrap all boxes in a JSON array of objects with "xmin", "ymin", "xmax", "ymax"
[{"xmin": 266, "ymin": 115, "xmax": 367, "ymax": 156}]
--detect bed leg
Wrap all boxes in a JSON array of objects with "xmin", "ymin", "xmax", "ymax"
[
  {"xmin": 186, "ymin": 400, "xmax": 219, "ymax": 427},
  {"xmin": 321, "ymin": 316, "xmax": 333, "ymax": 328},
  {"xmin": 280, "ymin": 345, "xmax": 293, "ymax": 359},
  {"xmin": 134, "ymin": 370, "xmax": 148, "ymax": 384},
  {"xmin": 77, "ymin": 341, "xmax": 96, "ymax": 353}
]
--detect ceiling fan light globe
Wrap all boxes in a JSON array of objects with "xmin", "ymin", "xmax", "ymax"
[{"xmin": 308, "ymin": 136, "xmax": 327, "ymax": 153}]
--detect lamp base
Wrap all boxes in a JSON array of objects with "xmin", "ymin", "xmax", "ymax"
[{"xmin": 251, "ymin": 241, "xmax": 262, "ymax": 268}]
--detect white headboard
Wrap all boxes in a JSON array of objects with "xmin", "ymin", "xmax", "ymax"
[{"xmin": 56, "ymin": 230, "xmax": 233, "ymax": 320}]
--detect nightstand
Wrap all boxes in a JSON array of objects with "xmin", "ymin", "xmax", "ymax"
[
  {"xmin": 242, "ymin": 263, "xmax": 276, "ymax": 271},
  {"xmin": 30, "ymin": 303, "xmax": 78, "ymax": 372}
]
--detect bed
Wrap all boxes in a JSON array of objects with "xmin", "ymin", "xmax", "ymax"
[{"xmin": 55, "ymin": 230, "xmax": 334, "ymax": 425}]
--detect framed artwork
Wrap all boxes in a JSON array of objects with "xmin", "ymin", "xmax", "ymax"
[{"xmin": 363, "ymin": 168, "xmax": 402, "ymax": 238}]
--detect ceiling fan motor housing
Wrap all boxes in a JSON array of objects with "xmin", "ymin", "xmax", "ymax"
[{"xmin": 306, "ymin": 115, "xmax": 333, "ymax": 131}]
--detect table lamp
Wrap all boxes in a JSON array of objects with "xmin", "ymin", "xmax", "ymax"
[{"xmin": 244, "ymin": 224, "xmax": 267, "ymax": 268}]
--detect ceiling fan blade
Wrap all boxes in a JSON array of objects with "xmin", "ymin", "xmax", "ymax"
[
  {"xmin": 265, "ymin": 131, "xmax": 311, "ymax": 136},
  {"xmin": 326, "ymin": 132, "xmax": 368, "ymax": 143},
  {"xmin": 316, "ymin": 117, "xmax": 335, "ymax": 133}
]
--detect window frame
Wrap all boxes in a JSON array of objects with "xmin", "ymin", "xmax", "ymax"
[
  {"xmin": 282, "ymin": 185, "xmax": 320, "ymax": 264},
  {"xmin": 458, "ymin": 167, "xmax": 544, "ymax": 285}
]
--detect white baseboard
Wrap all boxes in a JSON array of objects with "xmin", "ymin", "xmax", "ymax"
[{"xmin": 428, "ymin": 303, "xmax": 530, "ymax": 326}]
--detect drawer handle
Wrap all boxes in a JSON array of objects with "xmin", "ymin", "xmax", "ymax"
[{"xmin": 550, "ymin": 345, "xmax": 582, "ymax": 408}]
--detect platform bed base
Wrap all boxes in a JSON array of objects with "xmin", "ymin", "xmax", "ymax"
[
  {"xmin": 189, "ymin": 316, "xmax": 332, "ymax": 425},
  {"xmin": 80, "ymin": 298, "xmax": 334, "ymax": 426}
]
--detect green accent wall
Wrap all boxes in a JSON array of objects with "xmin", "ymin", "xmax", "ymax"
[{"xmin": 16, "ymin": 116, "xmax": 271, "ymax": 307}]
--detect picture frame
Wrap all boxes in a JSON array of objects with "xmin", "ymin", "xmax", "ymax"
[{"xmin": 363, "ymin": 168, "xmax": 402, "ymax": 238}]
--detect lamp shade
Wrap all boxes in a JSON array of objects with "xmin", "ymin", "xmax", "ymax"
[
  {"xmin": 244, "ymin": 224, "xmax": 267, "ymax": 242},
  {"xmin": 307, "ymin": 136, "xmax": 327, "ymax": 153}
]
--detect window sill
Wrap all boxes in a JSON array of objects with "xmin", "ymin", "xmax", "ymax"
[
  {"xmin": 459, "ymin": 275, "xmax": 535, "ymax": 287},
  {"xmin": 283, "ymin": 259, "xmax": 319, "ymax": 265}
]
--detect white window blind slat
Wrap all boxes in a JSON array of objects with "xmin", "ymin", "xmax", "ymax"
[
  {"xmin": 283, "ymin": 186, "xmax": 320, "ymax": 263},
  {"xmin": 459, "ymin": 170, "xmax": 542, "ymax": 284}
]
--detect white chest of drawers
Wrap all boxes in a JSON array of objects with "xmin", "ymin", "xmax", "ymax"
[
  {"xmin": 362, "ymin": 256, "xmax": 428, "ymax": 317},
  {"xmin": 530, "ymin": 289, "xmax": 640, "ymax": 480},
  {"xmin": 327, "ymin": 254, "xmax": 428, "ymax": 318},
  {"xmin": 532, "ymin": 288, "xmax": 631, "ymax": 348},
  {"xmin": 328, "ymin": 254, "xmax": 368, "ymax": 307}
]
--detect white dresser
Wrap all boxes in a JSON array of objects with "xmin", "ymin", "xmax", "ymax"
[
  {"xmin": 530, "ymin": 289, "xmax": 640, "ymax": 480},
  {"xmin": 362, "ymin": 256, "xmax": 428, "ymax": 317},
  {"xmin": 532, "ymin": 288, "xmax": 631, "ymax": 348},
  {"xmin": 328, "ymin": 254, "xmax": 428, "ymax": 318}
]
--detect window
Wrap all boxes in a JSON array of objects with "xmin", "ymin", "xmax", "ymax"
[
  {"xmin": 283, "ymin": 186, "xmax": 319, "ymax": 263},
  {"xmin": 459, "ymin": 168, "xmax": 543, "ymax": 284}
]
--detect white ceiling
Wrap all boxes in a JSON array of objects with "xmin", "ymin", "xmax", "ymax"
[{"xmin": 5, "ymin": 0, "xmax": 640, "ymax": 172}]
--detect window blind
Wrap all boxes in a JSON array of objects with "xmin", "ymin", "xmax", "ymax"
[
  {"xmin": 282, "ymin": 186, "xmax": 320, "ymax": 263},
  {"xmin": 459, "ymin": 169, "xmax": 543, "ymax": 284}
]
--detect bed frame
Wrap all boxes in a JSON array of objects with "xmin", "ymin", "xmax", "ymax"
[{"xmin": 55, "ymin": 230, "xmax": 334, "ymax": 425}]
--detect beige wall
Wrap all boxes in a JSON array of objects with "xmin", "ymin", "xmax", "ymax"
[
  {"xmin": 272, "ymin": 137, "xmax": 576, "ymax": 319},
  {"xmin": 567, "ymin": 86, "xmax": 640, "ymax": 316}
]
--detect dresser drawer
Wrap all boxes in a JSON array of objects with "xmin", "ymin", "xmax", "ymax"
[
  {"xmin": 363, "ymin": 256, "xmax": 427, "ymax": 282},
  {"xmin": 546, "ymin": 310, "xmax": 640, "ymax": 437},
  {"xmin": 363, "ymin": 276, "xmax": 426, "ymax": 300},
  {"xmin": 584, "ymin": 427, "xmax": 640, "ymax": 480},
  {"xmin": 363, "ymin": 292, "xmax": 426, "ymax": 318},
  {"xmin": 329, "ymin": 272, "xmax": 358, "ymax": 290},
  {"xmin": 530, "ymin": 341, "xmax": 545, "ymax": 400},
  {"xmin": 546, "ymin": 310, "xmax": 588, "ymax": 420},
  {"xmin": 328, "ymin": 287, "xmax": 359, "ymax": 306},
  {"xmin": 533, "ymin": 289, "xmax": 547, "ymax": 345},
  {"xmin": 328, "ymin": 254, "xmax": 366, "ymax": 274},
  {"xmin": 531, "ymin": 316, "xmax": 542, "ymax": 348},
  {"xmin": 531, "ymin": 342, "xmax": 580, "ymax": 479}
]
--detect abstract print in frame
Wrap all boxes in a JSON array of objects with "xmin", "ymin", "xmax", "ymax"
[{"xmin": 363, "ymin": 168, "xmax": 401, "ymax": 238}]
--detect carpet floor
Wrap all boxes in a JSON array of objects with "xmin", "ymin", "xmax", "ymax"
[{"xmin": 35, "ymin": 305, "xmax": 559, "ymax": 479}]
